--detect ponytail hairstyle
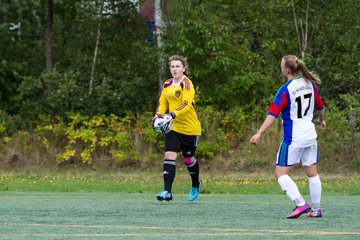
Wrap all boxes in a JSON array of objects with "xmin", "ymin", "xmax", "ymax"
[
  {"xmin": 283, "ymin": 55, "xmax": 321, "ymax": 84},
  {"xmin": 169, "ymin": 55, "xmax": 189, "ymax": 75}
]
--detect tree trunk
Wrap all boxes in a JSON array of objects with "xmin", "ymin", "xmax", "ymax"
[
  {"xmin": 302, "ymin": 0, "xmax": 310, "ymax": 59},
  {"xmin": 45, "ymin": 0, "xmax": 53, "ymax": 72},
  {"xmin": 291, "ymin": 0, "xmax": 310, "ymax": 59},
  {"xmin": 89, "ymin": 1, "xmax": 104, "ymax": 97},
  {"xmin": 155, "ymin": 0, "xmax": 166, "ymax": 95}
]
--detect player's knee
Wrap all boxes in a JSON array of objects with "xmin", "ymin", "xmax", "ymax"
[
  {"xmin": 275, "ymin": 166, "xmax": 290, "ymax": 179},
  {"xmin": 164, "ymin": 151, "xmax": 177, "ymax": 160},
  {"xmin": 183, "ymin": 157, "xmax": 195, "ymax": 167},
  {"xmin": 275, "ymin": 172, "xmax": 287, "ymax": 180}
]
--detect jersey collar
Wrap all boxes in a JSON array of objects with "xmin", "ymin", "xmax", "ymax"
[{"xmin": 172, "ymin": 75, "xmax": 185, "ymax": 86}]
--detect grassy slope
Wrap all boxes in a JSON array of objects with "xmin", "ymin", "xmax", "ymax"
[{"xmin": 0, "ymin": 168, "xmax": 359, "ymax": 195}]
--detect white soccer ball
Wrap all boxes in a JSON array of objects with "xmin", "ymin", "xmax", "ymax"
[{"xmin": 152, "ymin": 114, "xmax": 173, "ymax": 134}]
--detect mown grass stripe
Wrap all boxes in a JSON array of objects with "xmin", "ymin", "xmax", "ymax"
[{"xmin": 1, "ymin": 223, "xmax": 360, "ymax": 236}]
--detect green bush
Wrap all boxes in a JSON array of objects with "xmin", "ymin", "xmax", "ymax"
[{"xmin": 0, "ymin": 98, "xmax": 358, "ymax": 172}]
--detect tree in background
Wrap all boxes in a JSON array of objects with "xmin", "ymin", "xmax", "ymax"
[
  {"xmin": 0, "ymin": 0, "xmax": 45, "ymax": 115},
  {"xmin": 46, "ymin": 0, "xmax": 53, "ymax": 72},
  {"xmin": 0, "ymin": 0, "xmax": 358, "ymax": 119},
  {"xmin": 1, "ymin": 0, "xmax": 160, "ymax": 119},
  {"xmin": 0, "ymin": 0, "xmax": 358, "ymax": 168},
  {"xmin": 163, "ymin": 0, "xmax": 359, "ymax": 108}
]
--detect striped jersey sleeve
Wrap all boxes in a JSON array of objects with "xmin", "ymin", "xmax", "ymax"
[
  {"xmin": 156, "ymin": 80, "xmax": 171, "ymax": 114},
  {"xmin": 312, "ymin": 82, "xmax": 324, "ymax": 110},
  {"xmin": 268, "ymin": 85, "xmax": 289, "ymax": 118}
]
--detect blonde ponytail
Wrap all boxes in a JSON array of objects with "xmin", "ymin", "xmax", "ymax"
[
  {"xmin": 283, "ymin": 55, "xmax": 322, "ymax": 84},
  {"xmin": 297, "ymin": 59, "xmax": 322, "ymax": 84}
]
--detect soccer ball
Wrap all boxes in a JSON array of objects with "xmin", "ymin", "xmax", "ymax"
[{"xmin": 152, "ymin": 114, "xmax": 173, "ymax": 134}]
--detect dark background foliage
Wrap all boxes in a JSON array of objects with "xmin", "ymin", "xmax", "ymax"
[{"xmin": 0, "ymin": 0, "xmax": 359, "ymax": 170}]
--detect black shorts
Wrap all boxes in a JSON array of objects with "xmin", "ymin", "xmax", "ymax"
[{"xmin": 165, "ymin": 131, "xmax": 199, "ymax": 158}]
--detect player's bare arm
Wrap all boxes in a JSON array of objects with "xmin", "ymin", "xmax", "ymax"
[
  {"xmin": 250, "ymin": 115, "xmax": 276, "ymax": 145},
  {"xmin": 317, "ymin": 109, "xmax": 326, "ymax": 129}
]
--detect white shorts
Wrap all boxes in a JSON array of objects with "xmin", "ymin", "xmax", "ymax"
[{"xmin": 276, "ymin": 141, "xmax": 318, "ymax": 167}]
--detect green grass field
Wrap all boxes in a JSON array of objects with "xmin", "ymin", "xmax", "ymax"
[
  {"xmin": 1, "ymin": 169, "xmax": 360, "ymax": 195},
  {"xmin": 0, "ymin": 192, "xmax": 359, "ymax": 239},
  {"xmin": 1, "ymin": 170, "xmax": 360, "ymax": 239}
]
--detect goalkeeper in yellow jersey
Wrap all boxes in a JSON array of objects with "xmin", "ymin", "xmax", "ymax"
[{"xmin": 155, "ymin": 55, "xmax": 202, "ymax": 202}]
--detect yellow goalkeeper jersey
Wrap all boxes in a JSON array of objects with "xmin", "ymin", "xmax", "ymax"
[{"xmin": 156, "ymin": 76, "xmax": 201, "ymax": 136}]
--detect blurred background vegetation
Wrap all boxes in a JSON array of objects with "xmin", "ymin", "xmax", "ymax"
[{"xmin": 0, "ymin": 0, "xmax": 359, "ymax": 173}]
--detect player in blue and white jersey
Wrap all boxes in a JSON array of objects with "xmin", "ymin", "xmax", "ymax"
[{"xmin": 250, "ymin": 55, "xmax": 326, "ymax": 218}]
